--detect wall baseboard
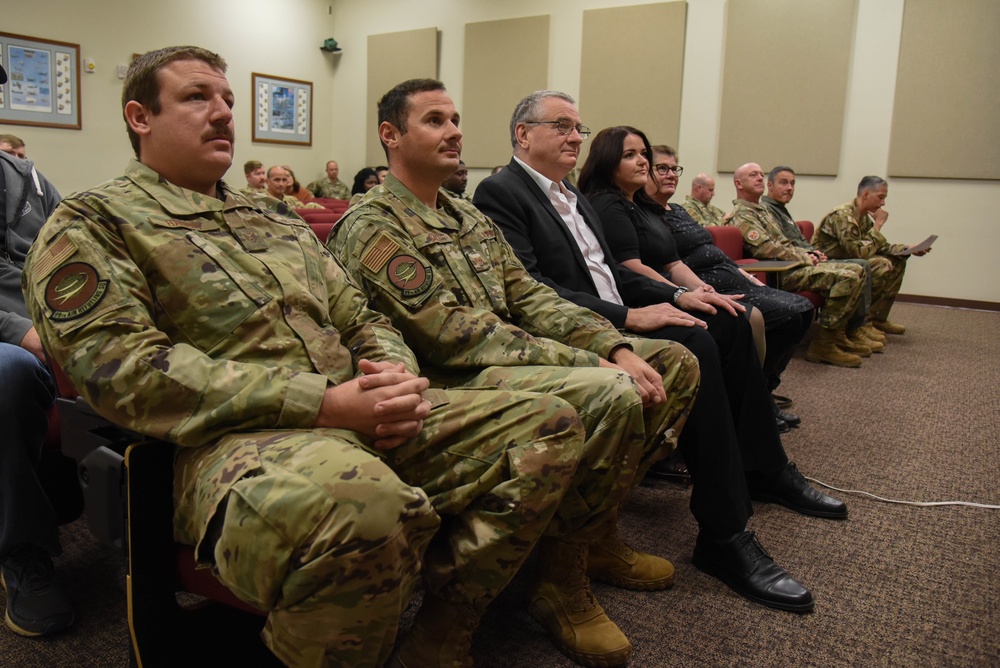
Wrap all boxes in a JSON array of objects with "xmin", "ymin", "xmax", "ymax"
[{"xmin": 897, "ymin": 294, "xmax": 1000, "ymax": 312}]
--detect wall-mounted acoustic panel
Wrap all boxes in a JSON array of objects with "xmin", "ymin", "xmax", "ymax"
[
  {"xmin": 717, "ymin": 0, "xmax": 856, "ymax": 175},
  {"xmin": 366, "ymin": 27, "xmax": 438, "ymax": 166}
]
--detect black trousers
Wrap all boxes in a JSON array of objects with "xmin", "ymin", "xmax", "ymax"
[
  {"xmin": 762, "ymin": 310, "xmax": 814, "ymax": 392},
  {"xmin": 646, "ymin": 310, "xmax": 788, "ymax": 539}
]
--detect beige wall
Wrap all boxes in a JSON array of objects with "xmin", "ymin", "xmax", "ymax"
[
  {"xmin": 5, "ymin": 0, "xmax": 339, "ymax": 192},
  {"xmin": 4, "ymin": 0, "xmax": 998, "ymax": 303}
]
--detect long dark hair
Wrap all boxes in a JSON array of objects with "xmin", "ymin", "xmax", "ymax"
[
  {"xmin": 351, "ymin": 167, "xmax": 379, "ymax": 195},
  {"xmin": 579, "ymin": 125, "xmax": 663, "ymax": 214}
]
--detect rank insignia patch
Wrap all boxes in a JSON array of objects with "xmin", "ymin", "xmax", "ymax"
[
  {"xmin": 44, "ymin": 263, "xmax": 109, "ymax": 321},
  {"xmin": 387, "ymin": 254, "xmax": 433, "ymax": 297}
]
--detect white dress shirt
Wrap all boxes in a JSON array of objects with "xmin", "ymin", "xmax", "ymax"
[{"xmin": 513, "ymin": 157, "xmax": 624, "ymax": 306}]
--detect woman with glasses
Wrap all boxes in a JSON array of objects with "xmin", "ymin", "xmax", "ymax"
[
  {"xmin": 579, "ymin": 126, "xmax": 812, "ymax": 431},
  {"xmin": 642, "ymin": 144, "xmax": 814, "ymax": 418}
]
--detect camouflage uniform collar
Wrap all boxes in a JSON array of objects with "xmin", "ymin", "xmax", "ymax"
[
  {"xmin": 733, "ymin": 197, "xmax": 765, "ymax": 211},
  {"xmin": 125, "ymin": 159, "xmax": 241, "ymax": 215},
  {"xmin": 381, "ymin": 173, "xmax": 465, "ymax": 231},
  {"xmin": 842, "ymin": 199, "xmax": 862, "ymax": 221},
  {"xmin": 760, "ymin": 195, "xmax": 789, "ymax": 214}
]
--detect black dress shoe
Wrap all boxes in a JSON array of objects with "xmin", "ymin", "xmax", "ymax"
[
  {"xmin": 775, "ymin": 408, "xmax": 801, "ymax": 428},
  {"xmin": 775, "ymin": 417, "xmax": 790, "ymax": 433},
  {"xmin": 692, "ymin": 531, "xmax": 814, "ymax": 613},
  {"xmin": 644, "ymin": 451, "xmax": 692, "ymax": 486},
  {"xmin": 748, "ymin": 462, "xmax": 848, "ymax": 519}
]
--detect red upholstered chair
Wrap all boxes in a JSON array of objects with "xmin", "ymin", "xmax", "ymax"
[
  {"xmin": 706, "ymin": 225, "xmax": 744, "ymax": 262},
  {"xmin": 311, "ymin": 197, "xmax": 350, "ymax": 213},
  {"xmin": 705, "ymin": 223, "xmax": 825, "ymax": 309},
  {"xmin": 295, "ymin": 208, "xmax": 344, "ymax": 244},
  {"xmin": 49, "ymin": 362, "xmax": 278, "ymax": 666},
  {"xmin": 706, "ymin": 226, "xmax": 768, "ymax": 283}
]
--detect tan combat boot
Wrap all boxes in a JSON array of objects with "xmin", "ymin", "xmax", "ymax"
[
  {"xmin": 392, "ymin": 594, "xmax": 478, "ymax": 668},
  {"xmin": 805, "ymin": 328, "xmax": 863, "ymax": 368},
  {"xmin": 588, "ymin": 527, "xmax": 674, "ymax": 591},
  {"xmin": 847, "ymin": 327, "xmax": 883, "ymax": 354},
  {"xmin": 873, "ymin": 319, "xmax": 906, "ymax": 335},
  {"xmin": 858, "ymin": 323, "xmax": 887, "ymax": 345},
  {"xmin": 529, "ymin": 537, "xmax": 632, "ymax": 667},
  {"xmin": 836, "ymin": 330, "xmax": 873, "ymax": 357}
]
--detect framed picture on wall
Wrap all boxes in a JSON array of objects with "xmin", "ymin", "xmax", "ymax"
[
  {"xmin": 0, "ymin": 32, "xmax": 81, "ymax": 130},
  {"xmin": 252, "ymin": 73, "xmax": 312, "ymax": 146}
]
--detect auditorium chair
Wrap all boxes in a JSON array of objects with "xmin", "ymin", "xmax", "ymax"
[
  {"xmin": 310, "ymin": 197, "xmax": 351, "ymax": 213},
  {"xmin": 707, "ymin": 221, "xmax": 824, "ymax": 309},
  {"xmin": 51, "ymin": 363, "xmax": 280, "ymax": 666},
  {"xmin": 295, "ymin": 208, "xmax": 343, "ymax": 244}
]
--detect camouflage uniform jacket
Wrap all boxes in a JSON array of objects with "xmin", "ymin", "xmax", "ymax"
[
  {"xmin": 760, "ymin": 195, "xmax": 812, "ymax": 249},
  {"xmin": 23, "ymin": 159, "xmax": 419, "ymax": 540},
  {"xmin": 307, "ymin": 177, "xmax": 350, "ymax": 200},
  {"xmin": 727, "ymin": 198, "xmax": 814, "ymax": 267},
  {"xmin": 813, "ymin": 200, "xmax": 907, "ymax": 260},
  {"xmin": 442, "ymin": 188, "xmax": 472, "ymax": 203},
  {"xmin": 329, "ymin": 174, "xmax": 630, "ymax": 387},
  {"xmin": 247, "ymin": 190, "xmax": 309, "ymax": 218},
  {"xmin": 682, "ymin": 195, "xmax": 726, "ymax": 227}
]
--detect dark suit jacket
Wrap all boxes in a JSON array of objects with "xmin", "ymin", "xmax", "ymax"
[{"xmin": 474, "ymin": 158, "xmax": 676, "ymax": 329}]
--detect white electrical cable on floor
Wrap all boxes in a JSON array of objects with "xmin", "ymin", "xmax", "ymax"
[{"xmin": 806, "ymin": 476, "xmax": 1000, "ymax": 510}]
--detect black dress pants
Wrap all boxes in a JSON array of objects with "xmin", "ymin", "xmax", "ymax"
[{"xmin": 646, "ymin": 310, "xmax": 788, "ymax": 539}]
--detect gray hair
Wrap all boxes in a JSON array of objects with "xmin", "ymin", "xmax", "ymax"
[
  {"xmin": 857, "ymin": 175, "xmax": 887, "ymax": 195},
  {"xmin": 509, "ymin": 90, "xmax": 577, "ymax": 148},
  {"xmin": 768, "ymin": 165, "xmax": 795, "ymax": 183}
]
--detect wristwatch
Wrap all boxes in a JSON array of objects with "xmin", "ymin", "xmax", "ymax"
[{"xmin": 671, "ymin": 286, "xmax": 689, "ymax": 305}]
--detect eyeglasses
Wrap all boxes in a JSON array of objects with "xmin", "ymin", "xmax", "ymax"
[
  {"xmin": 653, "ymin": 164, "xmax": 684, "ymax": 176},
  {"xmin": 524, "ymin": 120, "xmax": 591, "ymax": 139}
]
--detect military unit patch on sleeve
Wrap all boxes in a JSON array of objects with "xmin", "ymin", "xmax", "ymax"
[
  {"xmin": 747, "ymin": 229, "xmax": 761, "ymax": 242},
  {"xmin": 44, "ymin": 262, "xmax": 109, "ymax": 321},
  {"xmin": 386, "ymin": 254, "xmax": 433, "ymax": 297},
  {"xmin": 361, "ymin": 232, "xmax": 400, "ymax": 273}
]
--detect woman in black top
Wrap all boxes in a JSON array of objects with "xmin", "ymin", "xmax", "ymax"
[{"xmin": 579, "ymin": 126, "xmax": 811, "ymax": 425}]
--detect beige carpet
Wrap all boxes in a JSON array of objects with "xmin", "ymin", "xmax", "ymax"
[{"xmin": 2, "ymin": 303, "xmax": 998, "ymax": 667}]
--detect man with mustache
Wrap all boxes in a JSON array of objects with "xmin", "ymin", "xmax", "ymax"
[{"xmin": 23, "ymin": 48, "xmax": 626, "ymax": 668}]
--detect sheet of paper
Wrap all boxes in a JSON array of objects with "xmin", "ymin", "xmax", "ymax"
[{"xmin": 895, "ymin": 234, "xmax": 938, "ymax": 256}]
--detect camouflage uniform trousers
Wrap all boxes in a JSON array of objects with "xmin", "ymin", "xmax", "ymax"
[
  {"xmin": 835, "ymin": 258, "xmax": 873, "ymax": 328},
  {"xmin": 866, "ymin": 254, "xmax": 906, "ymax": 322},
  {"xmin": 448, "ymin": 337, "xmax": 700, "ymax": 545},
  {"xmin": 183, "ymin": 386, "xmax": 590, "ymax": 668},
  {"xmin": 780, "ymin": 261, "xmax": 865, "ymax": 331}
]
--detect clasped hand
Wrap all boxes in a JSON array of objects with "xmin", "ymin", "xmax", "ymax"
[
  {"xmin": 599, "ymin": 348, "xmax": 667, "ymax": 408},
  {"xmin": 314, "ymin": 359, "xmax": 431, "ymax": 450}
]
